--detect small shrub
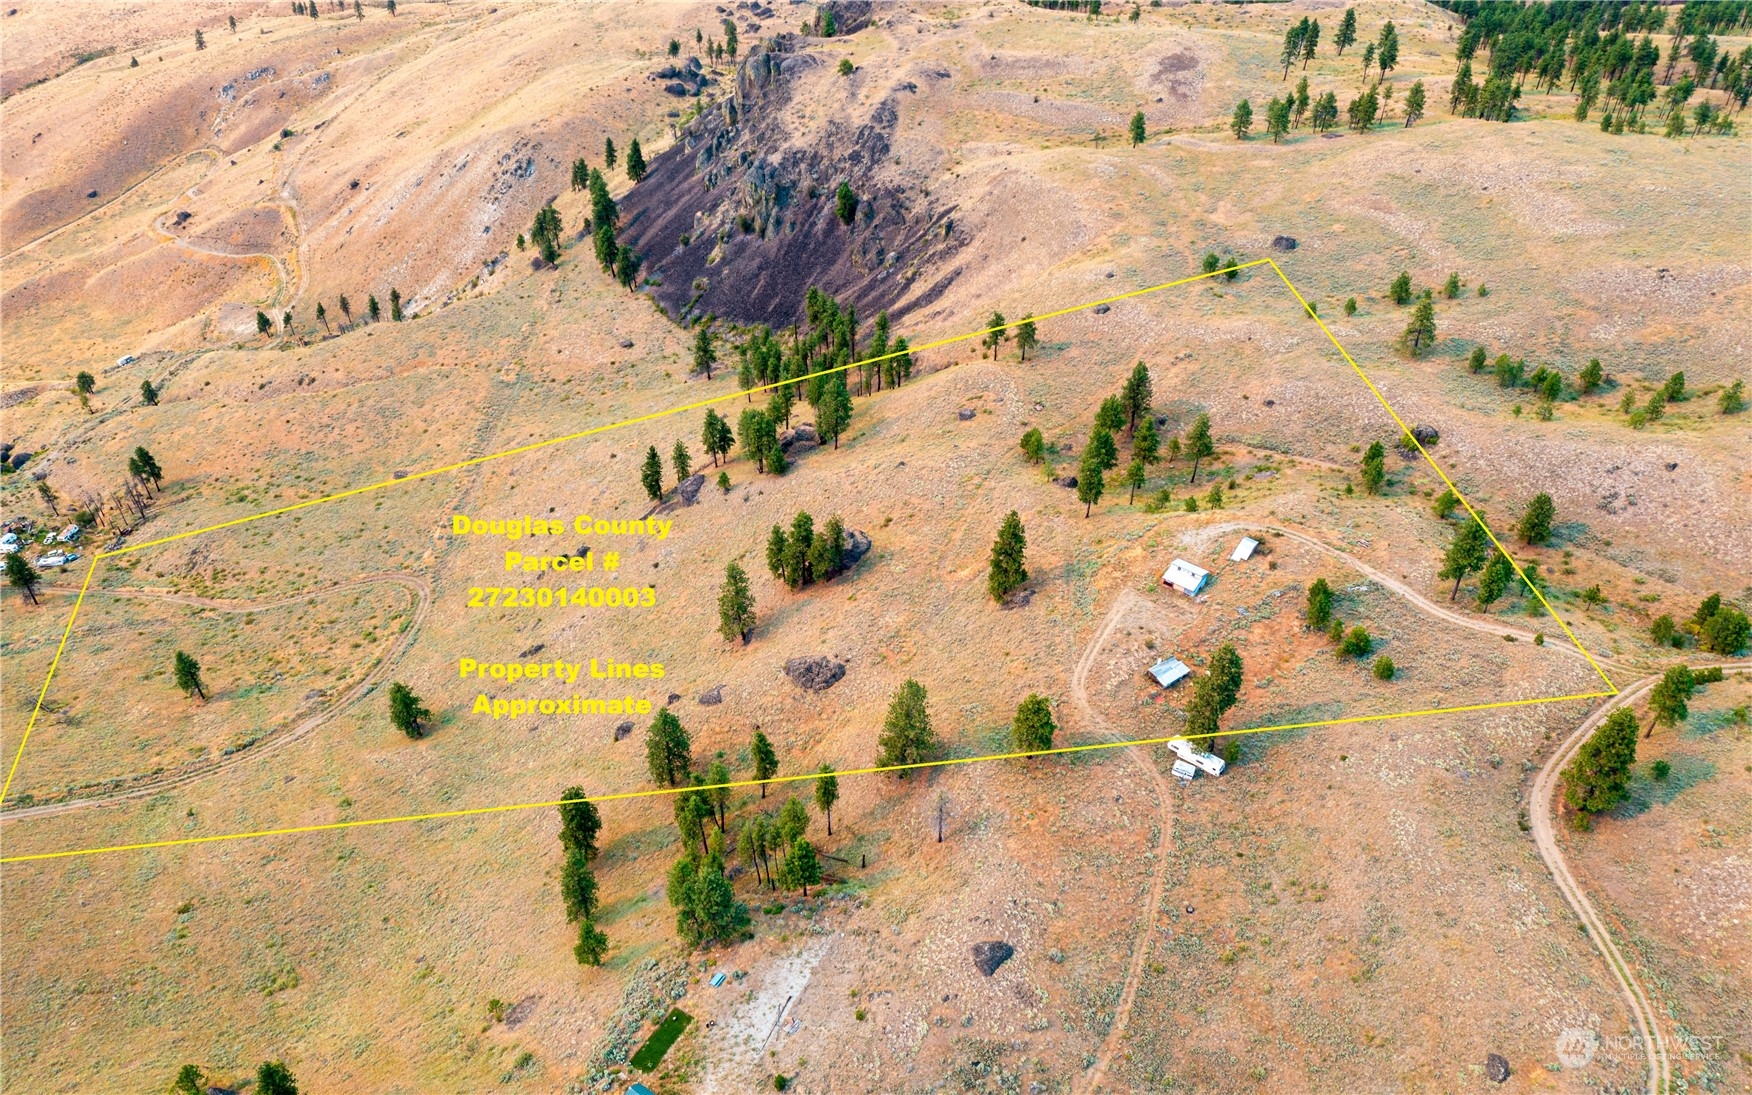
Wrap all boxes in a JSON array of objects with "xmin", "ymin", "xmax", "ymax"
[
  {"xmin": 1372, "ymin": 655, "xmax": 1394, "ymax": 680},
  {"xmin": 1651, "ymin": 759, "xmax": 1671, "ymax": 781},
  {"xmin": 774, "ymin": 1076, "xmax": 790, "ymax": 1091},
  {"xmin": 854, "ymin": 1008, "xmax": 867, "ymax": 1021},
  {"xmin": 1533, "ymin": 633, "xmax": 1545, "ymax": 646}
]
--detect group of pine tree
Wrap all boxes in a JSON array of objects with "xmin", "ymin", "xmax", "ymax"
[{"xmin": 1232, "ymin": 2, "xmax": 1745, "ymax": 141}]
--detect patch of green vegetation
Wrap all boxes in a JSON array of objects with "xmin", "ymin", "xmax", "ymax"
[{"xmin": 630, "ymin": 1007, "xmax": 692, "ymax": 1072}]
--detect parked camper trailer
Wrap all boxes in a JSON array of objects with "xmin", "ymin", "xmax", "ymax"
[
  {"xmin": 1169, "ymin": 738, "xmax": 1227, "ymax": 776},
  {"xmin": 1170, "ymin": 758, "xmax": 1199, "ymax": 782}
]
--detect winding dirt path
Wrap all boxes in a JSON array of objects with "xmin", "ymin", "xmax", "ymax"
[
  {"xmin": 1, "ymin": 573, "xmax": 431, "ymax": 822},
  {"xmin": 1074, "ymin": 587, "xmax": 1174, "ymax": 1094},
  {"xmin": 1529, "ymin": 662, "xmax": 1747, "ymax": 1095}
]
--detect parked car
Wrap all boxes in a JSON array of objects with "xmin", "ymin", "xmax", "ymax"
[
  {"xmin": 57, "ymin": 524, "xmax": 81, "ymax": 543},
  {"xmin": 116, "ymin": 354, "xmax": 137, "ymax": 366},
  {"xmin": 37, "ymin": 553, "xmax": 68, "ymax": 568}
]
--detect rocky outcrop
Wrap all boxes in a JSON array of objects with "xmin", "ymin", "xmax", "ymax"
[{"xmin": 783, "ymin": 656, "xmax": 845, "ymax": 692}]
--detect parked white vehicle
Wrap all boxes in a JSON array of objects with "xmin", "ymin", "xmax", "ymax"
[
  {"xmin": 37, "ymin": 553, "xmax": 68, "ymax": 568},
  {"xmin": 1171, "ymin": 758, "xmax": 1199, "ymax": 781},
  {"xmin": 1169, "ymin": 738, "xmax": 1227, "ymax": 776},
  {"xmin": 116, "ymin": 354, "xmax": 137, "ymax": 366},
  {"xmin": 57, "ymin": 524, "xmax": 81, "ymax": 543}
]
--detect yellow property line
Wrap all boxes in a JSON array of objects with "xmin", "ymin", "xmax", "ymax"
[
  {"xmin": 0, "ymin": 557, "xmax": 99, "ymax": 808},
  {"xmin": 0, "ymin": 691, "xmax": 1612, "ymax": 864},
  {"xmin": 1264, "ymin": 259, "xmax": 1619, "ymax": 695},
  {"xmin": 0, "ymin": 258, "xmax": 1619, "ymax": 864}
]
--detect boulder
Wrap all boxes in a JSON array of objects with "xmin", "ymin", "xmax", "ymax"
[
  {"xmin": 1485, "ymin": 1054, "xmax": 1510, "ymax": 1083},
  {"xmin": 698, "ymin": 685, "xmax": 724, "ymax": 705},
  {"xmin": 957, "ymin": 408, "xmax": 975, "ymax": 420},
  {"xmin": 971, "ymin": 941, "xmax": 1013, "ymax": 977},
  {"xmin": 676, "ymin": 473, "xmax": 705, "ymax": 506},
  {"xmin": 1092, "ymin": 303, "xmax": 1110, "ymax": 314},
  {"xmin": 778, "ymin": 425, "xmax": 819, "ymax": 452},
  {"xmin": 784, "ymin": 656, "xmax": 845, "ymax": 692},
  {"xmin": 1271, "ymin": 235, "xmax": 1298, "ymax": 251},
  {"xmin": 1054, "ymin": 475, "xmax": 1078, "ymax": 489},
  {"xmin": 841, "ymin": 528, "xmax": 872, "ymax": 565},
  {"xmin": 613, "ymin": 721, "xmax": 634, "ymax": 741}
]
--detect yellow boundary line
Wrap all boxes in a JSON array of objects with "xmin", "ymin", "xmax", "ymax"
[
  {"xmin": 0, "ymin": 691, "xmax": 1612, "ymax": 864},
  {"xmin": 0, "ymin": 260, "xmax": 1618, "ymax": 865}
]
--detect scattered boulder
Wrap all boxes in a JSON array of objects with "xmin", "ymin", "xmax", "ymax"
[
  {"xmin": 971, "ymin": 941, "xmax": 1013, "ymax": 976},
  {"xmin": 841, "ymin": 528, "xmax": 872, "ymax": 565},
  {"xmin": 676, "ymin": 473, "xmax": 704, "ymax": 505},
  {"xmin": 1398, "ymin": 424, "xmax": 1440, "ymax": 450},
  {"xmin": 8, "ymin": 451, "xmax": 31, "ymax": 470},
  {"xmin": 86, "ymin": 189, "xmax": 98, "ymax": 199},
  {"xmin": 667, "ymin": 692, "xmax": 682, "ymax": 705},
  {"xmin": 1092, "ymin": 303, "xmax": 1110, "ymax": 314},
  {"xmin": 620, "ymin": 339, "xmax": 635, "ymax": 348},
  {"xmin": 1271, "ymin": 235, "xmax": 1298, "ymax": 251},
  {"xmin": 1485, "ymin": 1054, "xmax": 1510, "ymax": 1083},
  {"xmin": 613, "ymin": 720, "xmax": 634, "ymax": 741},
  {"xmin": 784, "ymin": 656, "xmax": 845, "ymax": 692},
  {"xmin": 957, "ymin": 408, "xmax": 975, "ymax": 421},
  {"xmin": 698, "ymin": 685, "xmax": 725, "ymax": 705},
  {"xmin": 1055, "ymin": 475, "xmax": 1078, "ymax": 489},
  {"xmin": 778, "ymin": 424, "xmax": 819, "ymax": 452}
]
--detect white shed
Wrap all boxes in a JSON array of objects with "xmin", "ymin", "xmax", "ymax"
[
  {"xmin": 1230, "ymin": 536, "xmax": 1259, "ymax": 562},
  {"xmin": 1162, "ymin": 559, "xmax": 1210, "ymax": 596},
  {"xmin": 1148, "ymin": 657, "xmax": 1191, "ymax": 688}
]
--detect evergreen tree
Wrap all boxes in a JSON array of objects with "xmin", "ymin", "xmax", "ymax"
[
  {"xmin": 256, "ymin": 310, "xmax": 272, "ymax": 335},
  {"xmin": 689, "ymin": 324, "xmax": 716, "ymax": 379},
  {"xmin": 776, "ymin": 795, "xmax": 810, "ymax": 846},
  {"xmin": 1088, "ymin": 426, "xmax": 1118, "ymax": 473},
  {"xmin": 1475, "ymin": 550, "xmax": 1514, "ymax": 608},
  {"xmin": 1439, "ymin": 519, "xmax": 1490, "ymax": 600},
  {"xmin": 560, "ymin": 846, "xmax": 599, "ymax": 923},
  {"xmin": 1404, "ymin": 79, "xmax": 1427, "ymax": 125},
  {"xmin": 558, "ymin": 785, "xmax": 602, "ymax": 860},
  {"xmin": 706, "ymin": 760, "xmax": 731, "ymax": 831},
  {"xmin": 1334, "ymin": 6, "xmax": 1357, "ymax": 54},
  {"xmin": 1306, "ymin": 577, "xmax": 1333, "ymax": 628},
  {"xmin": 174, "ymin": 1065, "xmax": 206, "ymax": 1095},
  {"xmin": 255, "ymin": 1062, "xmax": 296, "ymax": 1095},
  {"xmin": 645, "ymin": 708, "xmax": 692, "ymax": 786},
  {"xmin": 367, "ymin": 294, "xmax": 380, "ymax": 322},
  {"xmin": 988, "ymin": 511, "xmax": 1028, "ymax": 602},
  {"xmin": 1020, "ymin": 428, "xmax": 1046, "ymax": 464},
  {"xmin": 574, "ymin": 918, "xmax": 608, "ymax": 966},
  {"xmin": 835, "ymin": 181, "xmax": 858, "ymax": 225},
  {"xmin": 6, "ymin": 552, "xmax": 42, "ymax": 605},
  {"xmin": 1701, "ymin": 607, "xmax": 1750, "ymax": 655},
  {"xmin": 641, "ymin": 445, "xmax": 664, "ymax": 501},
  {"xmin": 1184, "ymin": 412, "xmax": 1215, "ymax": 484},
  {"xmin": 389, "ymin": 287, "xmax": 404, "ymax": 321},
  {"xmin": 1129, "ymin": 111, "xmax": 1147, "ymax": 146},
  {"xmin": 1266, "ymin": 95, "xmax": 1291, "ymax": 141},
  {"xmin": 1645, "ymin": 665, "xmax": 1695, "ymax": 737},
  {"xmin": 1076, "ymin": 447, "xmax": 1105, "ymax": 517},
  {"xmin": 813, "ymin": 764, "xmax": 839, "ymax": 835},
  {"xmin": 982, "ymin": 311, "xmax": 1008, "ymax": 359},
  {"xmin": 1094, "ymin": 396, "xmax": 1126, "ymax": 436},
  {"xmin": 626, "ymin": 138, "xmax": 647, "ymax": 182},
  {"xmin": 1015, "ymin": 314, "xmax": 1038, "ymax": 361},
  {"xmin": 195, "ymin": 28, "xmax": 206, "ymax": 50},
  {"xmin": 808, "ymin": 515, "xmax": 845, "ymax": 581},
  {"xmin": 751, "ymin": 729, "xmax": 779, "ymax": 797},
  {"xmin": 338, "ymin": 294, "xmax": 352, "ymax": 324},
  {"xmin": 1293, "ymin": 77, "xmax": 1311, "ymax": 127},
  {"xmin": 1312, "ymin": 90, "xmax": 1339, "ymax": 132},
  {"xmin": 781, "ymin": 511, "xmax": 814, "ymax": 590},
  {"xmin": 173, "ymin": 650, "xmax": 206, "ymax": 700},
  {"xmin": 1361, "ymin": 41, "xmax": 1376, "ymax": 81},
  {"xmin": 571, "ymin": 157, "xmax": 589, "ymax": 191},
  {"xmin": 737, "ymin": 408, "xmax": 775, "ymax": 472},
  {"xmin": 1375, "ymin": 21, "xmax": 1399, "ymax": 78},
  {"xmin": 781, "ymin": 838, "xmax": 821, "ymax": 896},
  {"xmin": 388, "ymin": 681, "xmax": 430, "ymax": 739},
  {"xmin": 133, "ymin": 446, "xmax": 164, "ymax": 488},
  {"xmin": 1388, "ymin": 271, "xmax": 1413, "ymax": 305},
  {"xmin": 702, "ymin": 408, "xmax": 734, "ymax": 465},
  {"xmin": 140, "ymin": 379, "xmax": 159, "ymax": 405},
  {"xmin": 1339, "ymin": 626, "xmax": 1373, "ymax": 658},
  {"xmin": 604, "ymin": 137, "xmax": 617, "ymax": 170},
  {"xmin": 1185, "ymin": 643, "xmax": 1245, "ymax": 761},
  {"xmin": 1125, "ymin": 457, "xmax": 1146, "ymax": 503},
  {"xmin": 1719, "ymin": 379, "xmax": 1746, "ymax": 414},
  {"xmin": 1359, "ymin": 440, "xmax": 1386, "ymax": 494},
  {"xmin": 766, "ymin": 523, "xmax": 788, "ymax": 581},
  {"xmin": 1398, "ymin": 297, "xmax": 1436, "ymax": 355},
  {"xmin": 1516, "ymin": 493, "xmax": 1555, "ymax": 545},
  {"xmin": 1231, "ymin": 99, "xmax": 1254, "ymax": 139},
  {"xmin": 1121, "ymin": 361, "xmax": 1153, "ymax": 432},
  {"xmin": 1280, "ymin": 18, "xmax": 1307, "ymax": 80},
  {"xmin": 717, "ymin": 561, "xmax": 755, "ymax": 644},
  {"xmin": 817, "ymin": 373, "xmax": 853, "ymax": 448},
  {"xmin": 1134, "ymin": 417, "xmax": 1160, "ymax": 464},
  {"xmin": 876, "ymin": 679, "xmax": 937, "ymax": 773},
  {"xmin": 1012, "ymin": 693, "xmax": 1056, "ymax": 753}
]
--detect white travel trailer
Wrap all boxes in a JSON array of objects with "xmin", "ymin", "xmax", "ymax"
[
  {"xmin": 1170, "ymin": 758, "xmax": 1199, "ymax": 782},
  {"xmin": 1169, "ymin": 738, "xmax": 1227, "ymax": 776}
]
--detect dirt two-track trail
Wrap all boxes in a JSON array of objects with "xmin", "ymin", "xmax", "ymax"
[{"xmin": 2, "ymin": 573, "xmax": 430, "ymax": 822}]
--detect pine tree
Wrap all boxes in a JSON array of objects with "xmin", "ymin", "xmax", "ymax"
[
  {"xmin": 1012, "ymin": 693, "xmax": 1056, "ymax": 753},
  {"xmin": 255, "ymin": 1062, "xmax": 296, "ymax": 1095},
  {"xmin": 1293, "ymin": 77, "xmax": 1311, "ymax": 127},
  {"xmin": 1312, "ymin": 90, "xmax": 1339, "ymax": 132},
  {"xmin": 1184, "ymin": 413, "xmax": 1215, "ymax": 484},
  {"xmin": 988, "ymin": 511, "xmax": 1028, "ymax": 602},
  {"xmin": 173, "ymin": 650, "xmax": 206, "ymax": 700},
  {"xmin": 1404, "ymin": 79, "xmax": 1427, "ymax": 126},
  {"xmin": 195, "ymin": 28, "xmax": 206, "ymax": 50},
  {"xmin": 782, "ymin": 511, "xmax": 814, "ymax": 590},
  {"xmin": 1645, "ymin": 666, "xmax": 1696, "ymax": 738},
  {"xmin": 702, "ymin": 408, "xmax": 734, "ymax": 465},
  {"xmin": 1388, "ymin": 271, "xmax": 1413, "ymax": 305},
  {"xmin": 766, "ymin": 524, "xmax": 787, "ymax": 581},
  {"xmin": 1334, "ymin": 6, "xmax": 1356, "ymax": 54},
  {"xmin": 751, "ymin": 729, "xmax": 779, "ymax": 797},
  {"xmin": 835, "ymin": 181, "xmax": 858, "ymax": 225},
  {"xmin": 813, "ymin": 765, "xmax": 839, "ymax": 835},
  {"xmin": 738, "ymin": 409, "xmax": 774, "ymax": 472},
  {"xmin": 1020, "ymin": 428, "xmax": 1045, "ymax": 464},
  {"xmin": 1088, "ymin": 426, "xmax": 1118, "ymax": 472},
  {"xmin": 1475, "ymin": 550, "xmax": 1514, "ymax": 608},
  {"xmin": 1398, "ymin": 298, "xmax": 1436, "ymax": 355},
  {"xmin": 574, "ymin": 918, "xmax": 608, "ymax": 966},
  {"xmin": 140, "ymin": 379, "xmax": 159, "ymax": 405},
  {"xmin": 1095, "ymin": 396, "xmax": 1126, "ymax": 436},
  {"xmin": 1015, "ymin": 315, "xmax": 1038, "ymax": 361},
  {"xmin": 174, "ymin": 1065, "xmax": 206, "ymax": 1095},
  {"xmin": 982, "ymin": 312, "xmax": 1008, "ymax": 359},
  {"xmin": 640, "ymin": 446, "xmax": 664, "ymax": 501},
  {"xmin": 1076, "ymin": 446, "xmax": 1105, "ymax": 517},
  {"xmin": 6, "ymin": 553, "xmax": 42, "ymax": 605},
  {"xmin": 1121, "ymin": 361, "xmax": 1153, "ymax": 433},
  {"xmin": 133, "ymin": 446, "xmax": 164, "ymax": 488},
  {"xmin": 808, "ymin": 515, "xmax": 845, "ymax": 581},
  {"xmin": 1231, "ymin": 99, "xmax": 1254, "ymax": 139},
  {"xmin": 368, "ymin": 294, "xmax": 380, "ymax": 322},
  {"xmin": 604, "ymin": 137, "xmax": 617, "ymax": 170},
  {"xmin": 1125, "ymin": 457, "xmax": 1146, "ymax": 503},
  {"xmin": 1134, "ymin": 417, "xmax": 1160, "ymax": 464},
  {"xmin": 1280, "ymin": 19, "xmax": 1307, "ymax": 80},
  {"xmin": 717, "ymin": 562, "xmax": 755, "ymax": 644},
  {"xmin": 782, "ymin": 838, "xmax": 821, "ymax": 896},
  {"xmin": 560, "ymin": 847, "xmax": 599, "ymax": 922},
  {"xmin": 338, "ymin": 294, "xmax": 351, "ymax": 324},
  {"xmin": 1302, "ymin": 17, "xmax": 1319, "ymax": 68},
  {"xmin": 1266, "ymin": 95, "xmax": 1291, "ymax": 141},
  {"xmin": 626, "ymin": 138, "xmax": 647, "ymax": 182},
  {"xmin": 1516, "ymin": 493, "xmax": 1555, "ymax": 545},
  {"xmin": 558, "ymin": 785, "xmax": 602, "ymax": 860},
  {"xmin": 1129, "ymin": 111, "xmax": 1146, "ymax": 146},
  {"xmin": 876, "ymin": 679, "xmax": 936, "ymax": 773},
  {"xmin": 1439, "ymin": 519, "xmax": 1490, "ymax": 600},
  {"xmin": 693, "ymin": 324, "xmax": 716, "ymax": 379},
  {"xmin": 645, "ymin": 708, "xmax": 692, "ymax": 786},
  {"xmin": 388, "ymin": 681, "xmax": 430, "ymax": 739},
  {"xmin": 1360, "ymin": 440, "xmax": 1386, "ymax": 494},
  {"xmin": 1719, "ymin": 379, "xmax": 1746, "ymax": 414},
  {"xmin": 1306, "ymin": 578, "xmax": 1333, "ymax": 628},
  {"xmin": 671, "ymin": 440, "xmax": 692, "ymax": 486},
  {"xmin": 1375, "ymin": 21, "xmax": 1399, "ymax": 78},
  {"xmin": 256, "ymin": 310, "xmax": 272, "ymax": 334}
]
